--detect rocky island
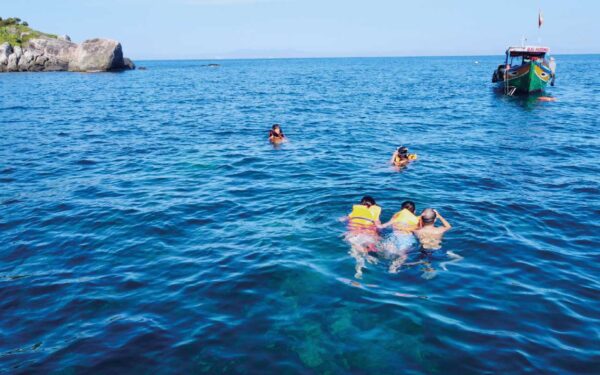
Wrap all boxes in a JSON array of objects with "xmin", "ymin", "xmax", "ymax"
[{"xmin": 0, "ymin": 17, "xmax": 135, "ymax": 73}]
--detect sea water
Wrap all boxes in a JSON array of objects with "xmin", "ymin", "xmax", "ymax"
[{"xmin": 1, "ymin": 55, "xmax": 599, "ymax": 373}]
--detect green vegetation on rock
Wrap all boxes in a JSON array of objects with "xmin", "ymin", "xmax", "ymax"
[{"xmin": 0, "ymin": 17, "xmax": 57, "ymax": 47}]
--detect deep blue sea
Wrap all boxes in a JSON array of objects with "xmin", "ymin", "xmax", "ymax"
[{"xmin": 1, "ymin": 55, "xmax": 599, "ymax": 374}]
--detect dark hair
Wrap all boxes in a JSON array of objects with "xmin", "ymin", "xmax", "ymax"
[
  {"xmin": 360, "ymin": 195, "xmax": 376, "ymax": 207},
  {"xmin": 398, "ymin": 146, "xmax": 408, "ymax": 155},
  {"xmin": 272, "ymin": 124, "xmax": 281, "ymax": 130},
  {"xmin": 401, "ymin": 200, "xmax": 415, "ymax": 213}
]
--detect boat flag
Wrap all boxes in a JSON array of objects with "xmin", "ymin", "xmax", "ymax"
[{"xmin": 538, "ymin": 10, "xmax": 544, "ymax": 28}]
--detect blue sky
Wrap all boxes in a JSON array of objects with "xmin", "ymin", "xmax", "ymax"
[{"xmin": 4, "ymin": 0, "xmax": 599, "ymax": 59}]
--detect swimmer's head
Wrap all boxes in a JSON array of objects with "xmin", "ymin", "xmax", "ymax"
[
  {"xmin": 397, "ymin": 146, "xmax": 408, "ymax": 155},
  {"xmin": 360, "ymin": 195, "xmax": 377, "ymax": 207},
  {"xmin": 272, "ymin": 124, "xmax": 281, "ymax": 131},
  {"xmin": 401, "ymin": 200, "xmax": 415, "ymax": 213},
  {"xmin": 421, "ymin": 208, "xmax": 436, "ymax": 225}
]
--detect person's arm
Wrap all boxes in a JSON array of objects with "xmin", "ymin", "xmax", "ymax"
[
  {"xmin": 434, "ymin": 210, "xmax": 452, "ymax": 230},
  {"xmin": 379, "ymin": 219, "xmax": 393, "ymax": 229},
  {"xmin": 389, "ymin": 151, "xmax": 398, "ymax": 165}
]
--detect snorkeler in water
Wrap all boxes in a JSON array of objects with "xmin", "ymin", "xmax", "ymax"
[
  {"xmin": 413, "ymin": 208, "xmax": 452, "ymax": 250},
  {"xmin": 378, "ymin": 201, "xmax": 421, "ymax": 273},
  {"xmin": 401, "ymin": 209, "xmax": 455, "ymax": 279},
  {"xmin": 380, "ymin": 200, "xmax": 420, "ymax": 234},
  {"xmin": 342, "ymin": 195, "xmax": 382, "ymax": 279},
  {"xmin": 390, "ymin": 146, "xmax": 417, "ymax": 168},
  {"xmin": 268, "ymin": 124, "xmax": 286, "ymax": 143}
]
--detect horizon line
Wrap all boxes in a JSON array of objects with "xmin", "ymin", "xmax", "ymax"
[{"xmin": 130, "ymin": 51, "xmax": 600, "ymax": 62}]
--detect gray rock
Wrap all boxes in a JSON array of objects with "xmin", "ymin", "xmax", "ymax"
[
  {"xmin": 35, "ymin": 54, "xmax": 49, "ymax": 66},
  {"xmin": 28, "ymin": 38, "xmax": 76, "ymax": 63},
  {"xmin": 28, "ymin": 64, "xmax": 45, "ymax": 72},
  {"xmin": 69, "ymin": 38, "xmax": 124, "ymax": 72},
  {"xmin": 17, "ymin": 50, "xmax": 35, "ymax": 71},
  {"xmin": 7, "ymin": 54, "xmax": 19, "ymax": 72},
  {"xmin": 21, "ymin": 50, "xmax": 35, "ymax": 64},
  {"xmin": 0, "ymin": 43, "xmax": 12, "ymax": 53},
  {"xmin": 13, "ymin": 46, "xmax": 23, "ymax": 59},
  {"xmin": 1, "ymin": 36, "xmax": 134, "ymax": 73},
  {"xmin": 59, "ymin": 35, "xmax": 71, "ymax": 42},
  {"xmin": 44, "ymin": 58, "xmax": 69, "ymax": 71},
  {"xmin": 0, "ymin": 42, "xmax": 13, "ymax": 60},
  {"xmin": 122, "ymin": 57, "xmax": 136, "ymax": 70}
]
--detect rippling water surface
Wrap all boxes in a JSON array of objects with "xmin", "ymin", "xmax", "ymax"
[{"xmin": 1, "ymin": 56, "xmax": 599, "ymax": 374}]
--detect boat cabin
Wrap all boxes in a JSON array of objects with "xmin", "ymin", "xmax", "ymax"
[{"xmin": 504, "ymin": 46, "xmax": 549, "ymax": 66}]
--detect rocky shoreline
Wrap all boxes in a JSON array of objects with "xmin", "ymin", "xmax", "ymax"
[{"xmin": 0, "ymin": 35, "xmax": 135, "ymax": 73}]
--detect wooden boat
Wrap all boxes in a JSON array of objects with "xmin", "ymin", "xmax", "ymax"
[{"xmin": 492, "ymin": 46, "xmax": 556, "ymax": 95}]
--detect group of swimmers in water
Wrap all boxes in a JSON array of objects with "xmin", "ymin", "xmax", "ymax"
[
  {"xmin": 342, "ymin": 196, "xmax": 451, "ymax": 278},
  {"xmin": 268, "ymin": 124, "xmax": 450, "ymax": 279}
]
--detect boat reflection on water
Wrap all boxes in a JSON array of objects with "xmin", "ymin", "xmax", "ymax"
[{"xmin": 492, "ymin": 87, "xmax": 557, "ymax": 109}]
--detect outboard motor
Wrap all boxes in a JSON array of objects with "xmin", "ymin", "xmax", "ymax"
[{"xmin": 492, "ymin": 64, "xmax": 509, "ymax": 83}]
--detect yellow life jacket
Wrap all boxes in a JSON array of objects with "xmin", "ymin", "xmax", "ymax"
[
  {"xmin": 369, "ymin": 205, "xmax": 381, "ymax": 222},
  {"xmin": 348, "ymin": 204, "xmax": 380, "ymax": 233},
  {"xmin": 391, "ymin": 208, "xmax": 419, "ymax": 232},
  {"xmin": 393, "ymin": 155, "xmax": 405, "ymax": 166},
  {"xmin": 394, "ymin": 154, "xmax": 417, "ymax": 165}
]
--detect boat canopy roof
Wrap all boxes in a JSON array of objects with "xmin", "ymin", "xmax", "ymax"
[{"xmin": 506, "ymin": 46, "xmax": 550, "ymax": 57}]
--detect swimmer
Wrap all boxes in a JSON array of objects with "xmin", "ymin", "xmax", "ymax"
[
  {"xmin": 342, "ymin": 195, "xmax": 382, "ymax": 279},
  {"xmin": 380, "ymin": 200, "xmax": 420, "ymax": 234},
  {"xmin": 268, "ymin": 124, "xmax": 286, "ymax": 143},
  {"xmin": 379, "ymin": 201, "xmax": 420, "ymax": 273},
  {"xmin": 390, "ymin": 146, "xmax": 417, "ymax": 168},
  {"xmin": 413, "ymin": 208, "xmax": 452, "ymax": 250}
]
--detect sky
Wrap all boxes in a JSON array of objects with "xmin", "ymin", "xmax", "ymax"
[{"xmin": 3, "ymin": 0, "xmax": 599, "ymax": 59}]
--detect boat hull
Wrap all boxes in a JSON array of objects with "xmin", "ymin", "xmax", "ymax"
[{"xmin": 495, "ymin": 61, "xmax": 552, "ymax": 94}]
